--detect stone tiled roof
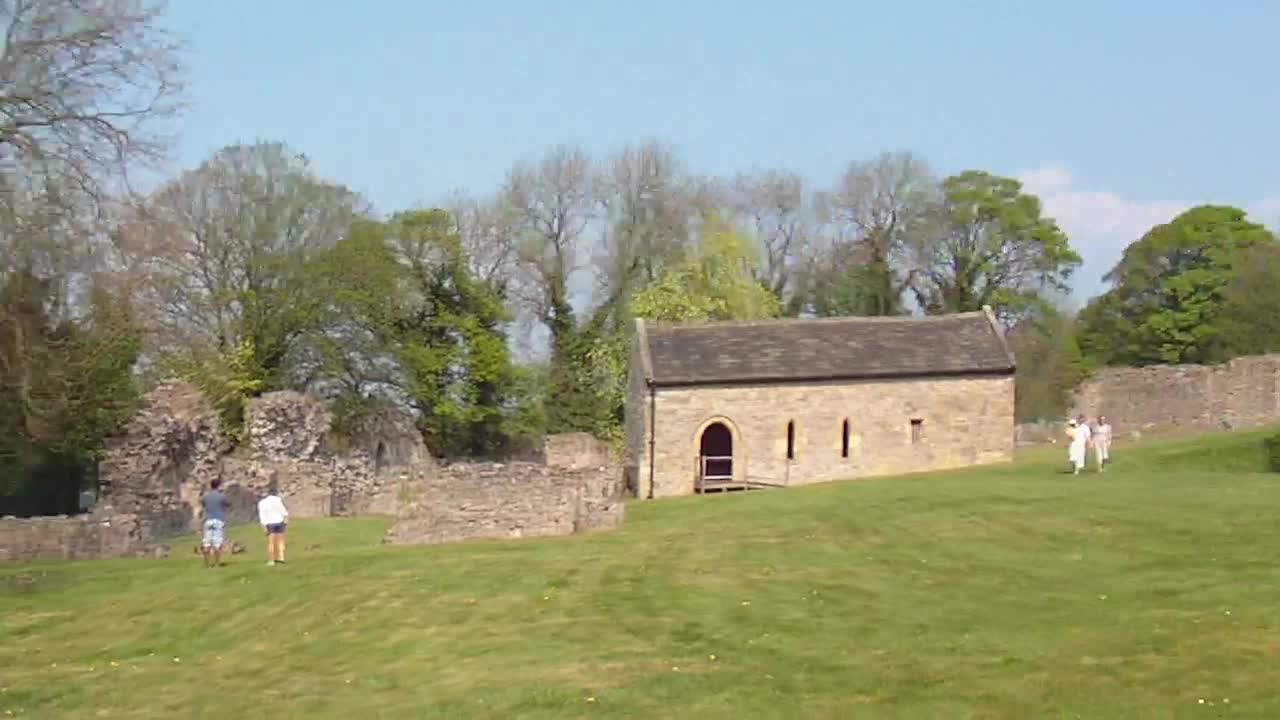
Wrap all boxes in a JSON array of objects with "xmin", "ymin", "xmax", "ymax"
[{"xmin": 635, "ymin": 308, "xmax": 1015, "ymax": 387}]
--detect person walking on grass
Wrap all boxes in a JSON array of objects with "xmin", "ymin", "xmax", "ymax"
[
  {"xmin": 1094, "ymin": 415, "xmax": 1112, "ymax": 471},
  {"xmin": 199, "ymin": 479, "xmax": 228, "ymax": 568},
  {"xmin": 1067, "ymin": 416, "xmax": 1091, "ymax": 475},
  {"xmin": 257, "ymin": 484, "xmax": 289, "ymax": 566}
]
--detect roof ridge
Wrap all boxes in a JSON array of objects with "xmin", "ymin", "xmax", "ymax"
[{"xmin": 644, "ymin": 311, "xmax": 988, "ymax": 331}]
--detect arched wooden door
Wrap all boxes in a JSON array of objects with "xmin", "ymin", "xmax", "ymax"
[{"xmin": 698, "ymin": 422, "xmax": 733, "ymax": 491}]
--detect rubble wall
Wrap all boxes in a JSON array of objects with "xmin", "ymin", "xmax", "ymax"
[{"xmin": 384, "ymin": 461, "xmax": 625, "ymax": 546}]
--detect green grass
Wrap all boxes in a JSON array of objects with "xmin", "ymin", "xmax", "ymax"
[{"xmin": 4, "ymin": 430, "xmax": 1280, "ymax": 719}]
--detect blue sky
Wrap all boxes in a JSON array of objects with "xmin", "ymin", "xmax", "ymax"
[{"xmin": 162, "ymin": 0, "xmax": 1280, "ymax": 301}]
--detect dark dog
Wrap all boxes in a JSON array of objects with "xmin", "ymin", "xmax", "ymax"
[{"xmin": 192, "ymin": 541, "xmax": 246, "ymax": 555}]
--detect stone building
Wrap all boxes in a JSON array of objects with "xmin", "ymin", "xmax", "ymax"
[{"xmin": 623, "ymin": 308, "xmax": 1017, "ymax": 498}]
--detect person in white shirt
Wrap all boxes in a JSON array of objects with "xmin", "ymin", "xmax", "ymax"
[
  {"xmin": 257, "ymin": 484, "xmax": 290, "ymax": 566},
  {"xmin": 1068, "ymin": 415, "xmax": 1091, "ymax": 475},
  {"xmin": 1094, "ymin": 415, "xmax": 1112, "ymax": 471}
]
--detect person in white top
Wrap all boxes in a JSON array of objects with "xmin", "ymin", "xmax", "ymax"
[
  {"xmin": 257, "ymin": 484, "xmax": 290, "ymax": 566},
  {"xmin": 1067, "ymin": 415, "xmax": 1091, "ymax": 475},
  {"xmin": 1094, "ymin": 415, "xmax": 1112, "ymax": 472}
]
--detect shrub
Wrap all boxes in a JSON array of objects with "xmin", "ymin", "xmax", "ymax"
[{"xmin": 1265, "ymin": 431, "xmax": 1280, "ymax": 473}]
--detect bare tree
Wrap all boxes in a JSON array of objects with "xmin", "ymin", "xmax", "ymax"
[
  {"xmin": 0, "ymin": 0, "xmax": 186, "ymax": 213},
  {"xmin": 501, "ymin": 144, "xmax": 594, "ymax": 347},
  {"xmin": 444, "ymin": 189, "xmax": 518, "ymax": 293},
  {"xmin": 811, "ymin": 151, "xmax": 936, "ymax": 316},
  {"xmin": 0, "ymin": 0, "xmax": 185, "ymax": 328},
  {"xmin": 592, "ymin": 139, "xmax": 695, "ymax": 320},
  {"xmin": 727, "ymin": 167, "xmax": 810, "ymax": 310},
  {"xmin": 120, "ymin": 142, "xmax": 365, "ymax": 368}
]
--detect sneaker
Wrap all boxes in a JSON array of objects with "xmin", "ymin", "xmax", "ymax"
[{"xmin": 266, "ymin": 560, "xmax": 275, "ymax": 566}]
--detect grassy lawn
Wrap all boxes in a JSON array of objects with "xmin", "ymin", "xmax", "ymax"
[{"xmin": 3, "ymin": 430, "xmax": 1280, "ymax": 718}]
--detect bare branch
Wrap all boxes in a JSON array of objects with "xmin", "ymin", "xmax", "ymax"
[
  {"xmin": 726, "ymin": 167, "xmax": 810, "ymax": 305},
  {"xmin": 500, "ymin": 144, "xmax": 593, "ymax": 341},
  {"xmin": 592, "ymin": 139, "xmax": 696, "ymax": 318},
  {"xmin": 115, "ymin": 141, "xmax": 365, "ymax": 358},
  {"xmin": 0, "ymin": 0, "xmax": 187, "ymax": 219}
]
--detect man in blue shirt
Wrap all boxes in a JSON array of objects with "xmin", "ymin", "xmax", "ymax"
[{"xmin": 200, "ymin": 479, "xmax": 229, "ymax": 568}]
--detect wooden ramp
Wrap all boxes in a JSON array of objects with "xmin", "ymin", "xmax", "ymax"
[{"xmin": 695, "ymin": 478, "xmax": 783, "ymax": 494}]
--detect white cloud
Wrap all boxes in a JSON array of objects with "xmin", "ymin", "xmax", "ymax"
[
  {"xmin": 1016, "ymin": 165, "xmax": 1280, "ymax": 300},
  {"xmin": 1250, "ymin": 196, "xmax": 1280, "ymax": 228},
  {"xmin": 1018, "ymin": 164, "xmax": 1187, "ymax": 246},
  {"xmin": 1016, "ymin": 164, "xmax": 1189, "ymax": 297}
]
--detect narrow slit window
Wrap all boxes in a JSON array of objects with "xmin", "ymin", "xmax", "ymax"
[
  {"xmin": 910, "ymin": 418, "xmax": 924, "ymax": 444},
  {"xmin": 841, "ymin": 419, "xmax": 850, "ymax": 458},
  {"xmin": 786, "ymin": 420, "xmax": 795, "ymax": 460}
]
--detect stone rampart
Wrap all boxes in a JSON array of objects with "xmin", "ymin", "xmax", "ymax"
[
  {"xmin": 0, "ymin": 513, "xmax": 152, "ymax": 564},
  {"xmin": 1072, "ymin": 354, "xmax": 1280, "ymax": 433},
  {"xmin": 543, "ymin": 432, "xmax": 614, "ymax": 469},
  {"xmin": 384, "ymin": 461, "xmax": 625, "ymax": 546}
]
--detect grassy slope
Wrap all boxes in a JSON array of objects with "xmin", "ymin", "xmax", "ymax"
[{"xmin": 3, "ymin": 430, "xmax": 1280, "ymax": 719}]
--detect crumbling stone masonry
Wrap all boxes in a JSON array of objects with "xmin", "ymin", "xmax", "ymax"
[
  {"xmin": 2, "ymin": 382, "xmax": 628, "ymax": 563},
  {"xmin": 219, "ymin": 391, "xmax": 435, "ymax": 521},
  {"xmin": 383, "ymin": 461, "xmax": 625, "ymax": 546},
  {"xmin": 0, "ymin": 514, "xmax": 150, "ymax": 564},
  {"xmin": 1072, "ymin": 354, "xmax": 1280, "ymax": 433},
  {"xmin": 1, "ymin": 382, "xmax": 434, "ymax": 563},
  {"xmin": 543, "ymin": 432, "xmax": 615, "ymax": 470}
]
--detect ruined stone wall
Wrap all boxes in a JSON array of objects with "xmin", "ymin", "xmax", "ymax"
[
  {"xmin": 3, "ymin": 383, "xmax": 439, "ymax": 563},
  {"xmin": 1014, "ymin": 421, "xmax": 1065, "ymax": 446},
  {"xmin": 384, "ymin": 462, "xmax": 625, "ymax": 546},
  {"xmin": 214, "ymin": 391, "xmax": 436, "ymax": 521},
  {"xmin": 0, "ymin": 513, "xmax": 151, "ymax": 564},
  {"xmin": 6, "ymin": 380, "xmax": 635, "ymax": 563},
  {"xmin": 1072, "ymin": 354, "xmax": 1280, "ymax": 434},
  {"xmin": 95, "ymin": 380, "xmax": 225, "ymax": 544},
  {"xmin": 635, "ymin": 374, "xmax": 1015, "ymax": 498},
  {"xmin": 544, "ymin": 433, "xmax": 614, "ymax": 469}
]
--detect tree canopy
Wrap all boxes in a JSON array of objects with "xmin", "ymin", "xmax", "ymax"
[
  {"xmin": 10, "ymin": 0, "xmax": 1280, "ymax": 516},
  {"xmin": 1077, "ymin": 205, "xmax": 1278, "ymax": 366}
]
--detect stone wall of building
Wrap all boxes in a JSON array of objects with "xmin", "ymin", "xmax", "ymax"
[
  {"xmin": 623, "ymin": 335, "xmax": 651, "ymax": 498},
  {"xmin": 636, "ymin": 374, "xmax": 1015, "ymax": 498},
  {"xmin": 0, "ymin": 513, "xmax": 152, "ymax": 564},
  {"xmin": 384, "ymin": 461, "xmax": 625, "ymax": 546},
  {"xmin": 1072, "ymin": 354, "xmax": 1280, "ymax": 434}
]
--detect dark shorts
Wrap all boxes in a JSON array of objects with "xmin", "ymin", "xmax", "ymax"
[{"xmin": 266, "ymin": 523, "xmax": 286, "ymax": 534}]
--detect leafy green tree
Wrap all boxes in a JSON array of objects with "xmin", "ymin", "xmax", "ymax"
[
  {"xmin": 304, "ymin": 210, "xmax": 529, "ymax": 458},
  {"xmin": 1219, "ymin": 242, "xmax": 1280, "ymax": 355},
  {"xmin": 1077, "ymin": 205, "xmax": 1278, "ymax": 366},
  {"xmin": 909, "ymin": 170, "xmax": 1080, "ymax": 320},
  {"xmin": 129, "ymin": 141, "xmax": 364, "ymax": 393},
  {"xmin": 0, "ymin": 271, "xmax": 142, "ymax": 515},
  {"xmin": 629, "ymin": 217, "xmax": 783, "ymax": 322},
  {"xmin": 1010, "ymin": 305, "xmax": 1089, "ymax": 422},
  {"xmin": 387, "ymin": 210, "xmax": 520, "ymax": 457},
  {"xmin": 586, "ymin": 217, "xmax": 782, "ymax": 445}
]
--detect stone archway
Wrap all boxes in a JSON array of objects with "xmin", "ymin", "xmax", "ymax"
[{"xmin": 693, "ymin": 416, "xmax": 743, "ymax": 492}]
